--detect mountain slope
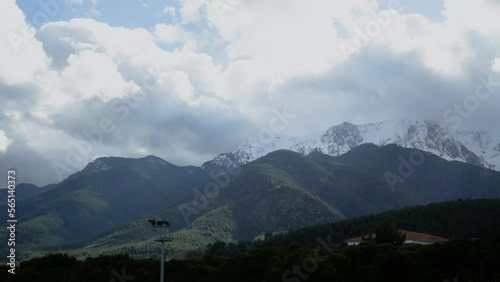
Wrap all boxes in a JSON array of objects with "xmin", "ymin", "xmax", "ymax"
[
  {"xmin": 48, "ymin": 145, "xmax": 500, "ymax": 259},
  {"xmin": 0, "ymin": 183, "xmax": 55, "ymax": 201},
  {"xmin": 0, "ymin": 155, "xmax": 209, "ymax": 251},
  {"xmin": 67, "ymin": 154, "xmax": 347, "ymax": 256},
  {"xmin": 322, "ymin": 143, "xmax": 500, "ymax": 202},
  {"xmin": 260, "ymin": 198, "xmax": 500, "ymax": 248},
  {"xmin": 203, "ymin": 119, "xmax": 500, "ymax": 175}
]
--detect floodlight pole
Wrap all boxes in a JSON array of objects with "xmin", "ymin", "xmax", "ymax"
[
  {"xmin": 149, "ymin": 220, "xmax": 172, "ymax": 282},
  {"xmin": 160, "ymin": 241, "xmax": 165, "ymax": 282},
  {"xmin": 155, "ymin": 238, "xmax": 171, "ymax": 282}
]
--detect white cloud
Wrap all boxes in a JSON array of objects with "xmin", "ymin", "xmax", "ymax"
[
  {"xmin": 154, "ymin": 24, "xmax": 197, "ymax": 50},
  {"xmin": 157, "ymin": 71, "xmax": 197, "ymax": 106},
  {"xmin": 368, "ymin": 13, "xmax": 474, "ymax": 76},
  {"xmin": 493, "ymin": 58, "xmax": 500, "ymax": 72},
  {"xmin": 0, "ymin": 130, "xmax": 13, "ymax": 153},
  {"xmin": 0, "ymin": 0, "xmax": 49, "ymax": 85},
  {"xmin": 60, "ymin": 50, "xmax": 141, "ymax": 102},
  {"xmin": 206, "ymin": 0, "xmax": 361, "ymax": 78},
  {"xmin": 179, "ymin": 0, "xmax": 207, "ymax": 24},
  {"xmin": 2, "ymin": 0, "xmax": 500, "ymax": 185},
  {"xmin": 442, "ymin": 0, "xmax": 500, "ymax": 35}
]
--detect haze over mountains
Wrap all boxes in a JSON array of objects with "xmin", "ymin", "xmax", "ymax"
[{"xmin": 1, "ymin": 126, "xmax": 500, "ymax": 259}]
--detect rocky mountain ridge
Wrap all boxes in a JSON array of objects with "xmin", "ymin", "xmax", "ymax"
[{"xmin": 203, "ymin": 119, "xmax": 500, "ymax": 175}]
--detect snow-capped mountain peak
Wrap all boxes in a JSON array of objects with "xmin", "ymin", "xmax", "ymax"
[{"xmin": 202, "ymin": 119, "xmax": 500, "ymax": 175}]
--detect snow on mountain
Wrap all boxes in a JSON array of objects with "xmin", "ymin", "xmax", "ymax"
[{"xmin": 202, "ymin": 119, "xmax": 500, "ymax": 175}]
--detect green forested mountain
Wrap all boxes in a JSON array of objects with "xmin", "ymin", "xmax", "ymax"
[
  {"xmin": 257, "ymin": 199, "xmax": 500, "ymax": 249},
  {"xmin": 2, "ymin": 144, "xmax": 500, "ymax": 260},
  {"xmin": 2, "ymin": 199, "xmax": 500, "ymax": 282},
  {"xmin": 324, "ymin": 143, "xmax": 500, "ymax": 202},
  {"xmin": 0, "ymin": 155, "xmax": 209, "ymax": 253}
]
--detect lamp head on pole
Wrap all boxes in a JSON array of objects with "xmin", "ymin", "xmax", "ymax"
[
  {"xmin": 157, "ymin": 220, "xmax": 170, "ymax": 226},
  {"xmin": 148, "ymin": 219, "xmax": 173, "ymax": 242}
]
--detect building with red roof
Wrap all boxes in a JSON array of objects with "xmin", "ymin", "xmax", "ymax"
[{"xmin": 344, "ymin": 230, "xmax": 448, "ymax": 246}]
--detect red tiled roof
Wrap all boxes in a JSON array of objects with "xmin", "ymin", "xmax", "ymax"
[
  {"xmin": 345, "ymin": 235, "xmax": 368, "ymax": 242},
  {"xmin": 344, "ymin": 230, "xmax": 448, "ymax": 243},
  {"xmin": 400, "ymin": 230, "xmax": 448, "ymax": 243}
]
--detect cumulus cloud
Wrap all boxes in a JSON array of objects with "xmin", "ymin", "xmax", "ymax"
[
  {"xmin": 154, "ymin": 24, "xmax": 197, "ymax": 51},
  {"xmin": 60, "ymin": 50, "xmax": 141, "ymax": 102},
  {"xmin": 0, "ymin": 0, "xmax": 49, "ymax": 84},
  {"xmin": 0, "ymin": 130, "xmax": 13, "ymax": 153},
  {"xmin": 1, "ymin": 0, "xmax": 500, "ymax": 186}
]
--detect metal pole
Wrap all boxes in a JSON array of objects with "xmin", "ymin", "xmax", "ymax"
[{"xmin": 160, "ymin": 242, "xmax": 165, "ymax": 282}]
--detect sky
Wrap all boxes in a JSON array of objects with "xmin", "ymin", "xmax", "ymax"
[{"xmin": 1, "ymin": 0, "xmax": 500, "ymax": 186}]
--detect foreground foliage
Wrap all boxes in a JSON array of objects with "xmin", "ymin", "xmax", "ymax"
[{"xmin": 2, "ymin": 238, "xmax": 499, "ymax": 282}]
